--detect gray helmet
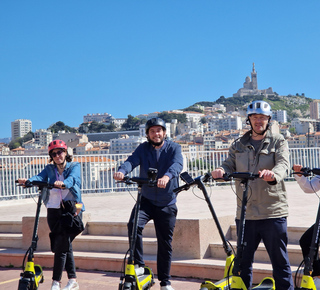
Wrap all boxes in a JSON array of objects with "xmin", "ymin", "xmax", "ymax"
[
  {"xmin": 247, "ymin": 100, "xmax": 272, "ymax": 118},
  {"xmin": 145, "ymin": 118, "xmax": 166, "ymax": 133}
]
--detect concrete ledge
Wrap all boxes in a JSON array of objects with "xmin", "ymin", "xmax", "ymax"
[
  {"xmin": 21, "ymin": 213, "xmax": 91, "ymax": 251},
  {"xmin": 172, "ymin": 216, "xmax": 234, "ymax": 259}
]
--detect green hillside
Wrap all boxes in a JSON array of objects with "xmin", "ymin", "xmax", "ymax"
[{"xmin": 190, "ymin": 94, "xmax": 313, "ymax": 122}]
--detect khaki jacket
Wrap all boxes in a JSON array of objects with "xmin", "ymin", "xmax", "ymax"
[{"xmin": 220, "ymin": 130, "xmax": 290, "ymax": 220}]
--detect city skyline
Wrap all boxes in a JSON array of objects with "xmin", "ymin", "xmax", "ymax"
[{"xmin": 1, "ymin": 1, "xmax": 320, "ymax": 139}]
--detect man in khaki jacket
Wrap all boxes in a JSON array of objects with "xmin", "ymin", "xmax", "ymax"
[{"xmin": 211, "ymin": 100, "xmax": 293, "ymax": 290}]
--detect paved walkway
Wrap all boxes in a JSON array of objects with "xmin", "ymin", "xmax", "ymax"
[
  {"xmin": 1, "ymin": 181, "xmax": 318, "ymax": 227},
  {"xmin": 0, "ymin": 181, "xmax": 319, "ymax": 289},
  {"xmin": 0, "ymin": 267, "xmax": 205, "ymax": 290}
]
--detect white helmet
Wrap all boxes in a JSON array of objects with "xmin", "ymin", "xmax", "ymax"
[{"xmin": 247, "ymin": 100, "xmax": 272, "ymax": 118}]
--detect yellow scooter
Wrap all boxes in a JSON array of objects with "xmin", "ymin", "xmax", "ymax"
[
  {"xmin": 221, "ymin": 172, "xmax": 275, "ymax": 290},
  {"xmin": 174, "ymin": 172, "xmax": 235, "ymax": 290},
  {"xmin": 16, "ymin": 180, "xmax": 55, "ymax": 290},
  {"xmin": 293, "ymin": 167, "xmax": 320, "ymax": 290},
  {"xmin": 117, "ymin": 168, "xmax": 158, "ymax": 290}
]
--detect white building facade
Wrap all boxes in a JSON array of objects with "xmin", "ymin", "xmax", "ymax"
[
  {"xmin": 11, "ymin": 119, "xmax": 32, "ymax": 141},
  {"xmin": 34, "ymin": 129, "xmax": 53, "ymax": 147}
]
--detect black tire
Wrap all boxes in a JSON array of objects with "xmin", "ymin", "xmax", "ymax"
[
  {"xmin": 18, "ymin": 279, "xmax": 32, "ymax": 290},
  {"xmin": 123, "ymin": 282, "xmax": 133, "ymax": 290}
]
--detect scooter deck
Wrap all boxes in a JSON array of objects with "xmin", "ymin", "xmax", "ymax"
[
  {"xmin": 200, "ymin": 277, "xmax": 231, "ymax": 289},
  {"xmin": 136, "ymin": 266, "xmax": 154, "ymax": 290},
  {"xmin": 252, "ymin": 277, "xmax": 275, "ymax": 290}
]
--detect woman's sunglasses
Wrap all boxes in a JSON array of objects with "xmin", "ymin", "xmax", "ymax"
[{"xmin": 51, "ymin": 150, "xmax": 64, "ymax": 158}]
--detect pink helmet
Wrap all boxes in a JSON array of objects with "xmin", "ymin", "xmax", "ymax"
[{"xmin": 48, "ymin": 140, "xmax": 67, "ymax": 153}]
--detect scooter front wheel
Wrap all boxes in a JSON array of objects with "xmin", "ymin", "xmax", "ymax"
[
  {"xmin": 18, "ymin": 278, "xmax": 32, "ymax": 290},
  {"xmin": 122, "ymin": 282, "xmax": 133, "ymax": 290}
]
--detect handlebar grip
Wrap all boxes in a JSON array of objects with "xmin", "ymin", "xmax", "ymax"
[
  {"xmin": 312, "ymin": 168, "xmax": 320, "ymax": 175},
  {"xmin": 202, "ymin": 172, "xmax": 212, "ymax": 183},
  {"xmin": 173, "ymin": 183, "xmax": 190, "ymax": 193}
]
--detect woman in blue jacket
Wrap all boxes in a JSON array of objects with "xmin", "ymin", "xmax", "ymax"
[{"xmin": 18, "ymin": 140, "xmax": 84, "ymax": 290}]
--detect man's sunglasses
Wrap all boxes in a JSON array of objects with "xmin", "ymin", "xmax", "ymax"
[{"xmin": 51, "ymin": 150, "xmax": 64, "ymax": 158}]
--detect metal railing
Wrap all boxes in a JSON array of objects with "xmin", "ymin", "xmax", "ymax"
[{"xmin": 1, "ymin": 148, "xmax": 320, "ymax": 200}]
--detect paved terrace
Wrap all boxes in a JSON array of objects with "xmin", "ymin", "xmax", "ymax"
[
  {"xmin": 0, "ymin": 181, "xmax": 318, "ymax": 289},
  {"xmin": 0, "ymin": 181, "xmax": 317, "ymax": 227}
]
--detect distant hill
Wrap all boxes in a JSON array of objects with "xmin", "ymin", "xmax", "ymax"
[{"xmin": 190, "ymin": 94, "xmax": 313, "ymax": 122}]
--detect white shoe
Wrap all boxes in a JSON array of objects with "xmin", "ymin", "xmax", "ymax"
[
  {"xmin": 62, "ymin": 279, "xmax": 79, "ymax": 290},
  {"xmin": 51, "ymin": 280, "xmax": 61, "ymax": 290},
  {"xmin": 160, "ymin": 286, "xmax": 174, "ymax": 290},
  {"xmin": 314, "ymin": 277, "xmax": 320, "ymax": 290},
  {"xmin": 134, "ymin": 265, "xmax": 145, "ymax": 276}
]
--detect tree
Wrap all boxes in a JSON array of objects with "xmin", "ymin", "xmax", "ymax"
[
  {"xmin": 121, "ymin": 115, "xmax": 142, "ymax": 131},
  {"xmin": 8, "ymin": 131, "xmax": 34, "ymax": 149},
  {"xmin": 48, "ymin": 121, "xmax": 76, "ymax": 133},
  {"xmin": 183, "ymin": 106, "xmax": 203, "ymax": 113},
  {"xmin": 158, "ymin": 112, "xmax": 187, "ymax": 123},
  {"xmin": 289, "ymin": 127, "xmax": 296, "ymax": 134},
  {"xmin": 200, "ymin": 117, "xmax": 207, "ymax": 124},
  {"xmin": 79, "ymin": 121, "xmax": 117, "ymax": 133}
]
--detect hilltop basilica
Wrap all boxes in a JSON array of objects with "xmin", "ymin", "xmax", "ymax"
[{"xmin": 233, "ymin": 63, "xmax": 274, "ymax": 97}]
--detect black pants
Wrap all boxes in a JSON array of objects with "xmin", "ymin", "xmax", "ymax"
[
  {"xmin": 236, "ymin": 218, "xmax": 294, "ymax": 290},
  {"xmin": 300, "ymin": 224, "xmax": 320, "ymax": 276},
  {"xmin": 127, "ymin": 197, "xmax": 177, "ymax": 287},
  {"xmin": 47, "ymin": 208, "xmax": 77, "ymax": 282}
]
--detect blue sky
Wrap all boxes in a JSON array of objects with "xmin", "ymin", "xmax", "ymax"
[{"xmin": 1, "ymin": 1, "xmax": 320, "ymax": 139}]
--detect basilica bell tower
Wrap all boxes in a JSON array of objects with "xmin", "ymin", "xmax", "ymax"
[{"xmin": 251, "ymin": 62, "xmax": 258, "ymax": 90}]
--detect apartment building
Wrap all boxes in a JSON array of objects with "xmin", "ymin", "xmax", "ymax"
[
  {"xmin": 208, "ymin": 115, "xmax": 242, "ymax": 132},
  {"xmin": 273, "ymin": 110, "xmax": 287, "ymax": 123},
  {"xmin": 110, "ymin": 135, "xmax": 147, "ymax": 154},
  {"xmin": 34, "ymin": 129, "xmax": 53, "ymax": 147},
  {"xmin": 291, "ymin": 118, "xmax": 317, "ymax": 134},
  {"xmin": 83, "ymin": 113, "xmax": 113, "ymax": 123},
  {"xmin": 310, "ymin": 100, "xmax": 320, "ymax": 120},
  {"xmin": 11, "ymin": 119, "xmax": 32, "ymax": 141}
]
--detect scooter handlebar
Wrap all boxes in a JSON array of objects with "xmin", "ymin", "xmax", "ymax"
[
  {"xmin": 292, "ymin": 167, "xmax": 320, "ymax": 177},
  {"xmin": 120, "ymin": 175, "xmax": 157, "ymax": 187},
  {"xmin": 223, "ymin": 172, "xmax": 260, "ymax": 181},
  {"xmin": 15, "ymin": 180, "xmax": 66, "ymax": 189},
  {"xmin": 174, "ymin": 172, "xmax": 212, "ymax": 194}
]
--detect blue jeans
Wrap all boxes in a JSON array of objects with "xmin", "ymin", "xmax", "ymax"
[
  {"xmin": 127, "ymin": 197, "xmax": 177, "ymax": 286},
  {"xmin": 236, "ymin": 218, "xmax": 294, "ymax": 290}
]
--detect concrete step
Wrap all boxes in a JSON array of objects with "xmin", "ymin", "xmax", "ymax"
[
  {"xmin": 87, "ymin": 221, "xmax": 156, "ymax": 238},
  {"xmin": 0, "ymin": 233, "xmax": 22, "ymax": 248},
  {"xmin": 73, "ymin": 234, "xmax": 157, "ymax": 254},
  {"xmin": 229, "ymin": 225, "xmax": 307, "ymax": 244},
  {"xmin": 0, "ymin": 248, "xmax": 298, "ymax": 285},
  {"xmin": 0, "ymin": 220, "xmax": 307, "ymax": 285},
  {"xmin": 208, "ymin": 241, "xmax": 303, "ymax": 266},
  {"xmin": 0, "ymin": 221, "xmax": 22, "ymax": 233}
]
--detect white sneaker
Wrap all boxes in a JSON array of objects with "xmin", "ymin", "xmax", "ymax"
[
  {"xmin": 134, "ymin": 265, "xmax": 145, "ymax": 276},
  {"xmin": 160, "ymin": 286, "xmax": 174, "ymax": 290},
  {"xmin": 314, "ymin": 277, "xmax": 320, "ymax": 290},
  {"xmin": 51, "ymin": 280, "xmax": 61, "ymax": 290},
  {"xmin": 62, "ymin": 279, "xmax": 79, "ymax": 290}
]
